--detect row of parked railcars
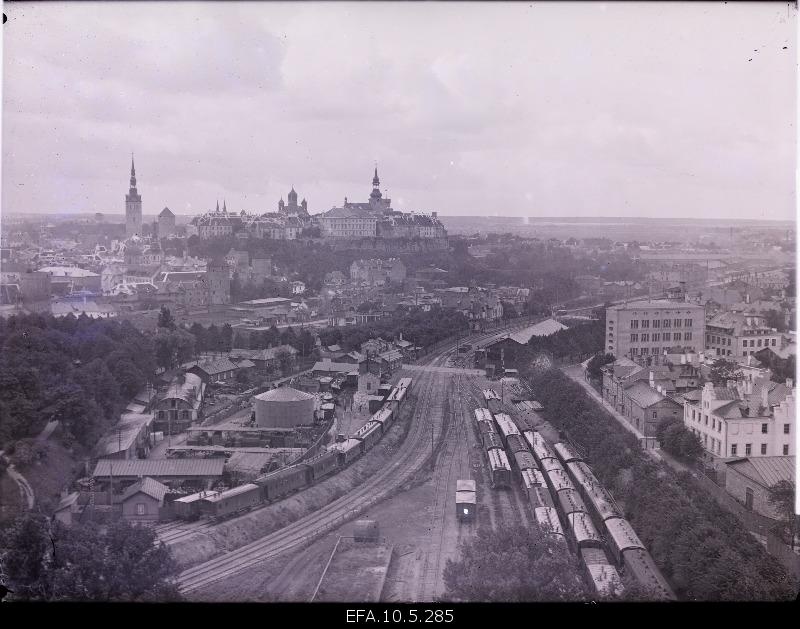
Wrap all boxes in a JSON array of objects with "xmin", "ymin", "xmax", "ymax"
[
  {"xmin": 486, "ymin": 447, "xmax": 512, "ymax": 488},
  {"xmin": 176, "ymin": 378, "xmax": 414, "ymax": 522},
  {"xmin": 505, "ymin": 433, "xmax": 529, "ymax": 455},
  {"xmin": 554, "ymin": 440, "xmax": 677, "ymax": 601}
]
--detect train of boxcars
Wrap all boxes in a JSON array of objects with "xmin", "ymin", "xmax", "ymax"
[
  {"xmin": 474, "ymin": 388, "xmax": 675, "ymax": 600},
  {"xmin": 173, "ymin": 378, "xmax": 414, "ymax": 522}
]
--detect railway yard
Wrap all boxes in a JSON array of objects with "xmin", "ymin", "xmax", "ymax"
[{"xmin": 169, "ymin": 321, "xmax": 671, "ymax": 602}]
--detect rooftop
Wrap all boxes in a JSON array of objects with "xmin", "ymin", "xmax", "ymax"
[
  {"xmin": 120, "ymin": 477, "xmax": 169, "ymax": 503},
  {"xmin": 726, "ymin": 456, "xmax": 795, "ymax": 488},
  {"xmin": 92, "ymin": 458, "xmax": 225, "ymax": 478},
  {"xmin": 254, "ymin": 386, "xmax": 315, "ymax": 403}
]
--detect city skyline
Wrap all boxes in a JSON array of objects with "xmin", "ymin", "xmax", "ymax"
[{"xmin": 2, "ymin": 2, "xmax": 797, "ymax": 221}]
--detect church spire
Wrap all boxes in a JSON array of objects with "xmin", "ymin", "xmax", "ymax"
[
  {"xmin": 223, "ymin": 199, "xmax": 227, "ymax": 212},
  {"xmin": 372, "ymin": 163, "xmax": 380, "ymax": 188},
  {"xmin": 216, "ymin": 199, "xmax": 220, "ymax": 212},
  {"xmin": 129, "ymin": 153, "xmax": 137, "ymax": 190}
]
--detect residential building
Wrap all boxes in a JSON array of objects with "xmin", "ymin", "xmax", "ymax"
[
  {"xmin": 605, "ymin": 299, "xmax": 706, "ymax": 359},
  {"xmin": 186, "ymin": 358, "xmax": 239, "ymax": 384},
  {"xmin": 350, "ymin": 258, "xmax": 407, "ymax": 286},
  {"xmin": 683, "ymin": 380, "xmax": 795, "ymax": 471},
  {"xmin": 153, "ymin": 373, "xmax": 205, "ymax": 434},
  {"xmin": 705, "ymin": 311, "xmax": 781, "ymax": 359}
]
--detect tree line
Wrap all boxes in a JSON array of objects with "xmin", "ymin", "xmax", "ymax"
[
  {"xmin": 522, "ymin": 368, "xmax": 796, "ymax": 600},
  {"xmin": 0, "ymin": 314, "xmax": 154, "ymax": 448}
]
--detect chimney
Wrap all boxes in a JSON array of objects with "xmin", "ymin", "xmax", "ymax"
[{"xmin": 761, "ymin": 383, "xmax": 769, "ymax": 410}]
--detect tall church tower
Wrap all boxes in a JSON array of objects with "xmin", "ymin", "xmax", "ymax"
[{"xmin": 125, "ymin": 154, "xmax": 143, "ymax": 238}]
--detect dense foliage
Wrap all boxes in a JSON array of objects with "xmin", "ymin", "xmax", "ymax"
[
  {"xmin": 1, "ymin": 513, "xmax": 181, "ymax": 601},
  {"xmin": 521, "ymin": 319, "xmax": 606, "ymax": 364},
  {"xmin": 524, "ymin": 369, "xmax": 797, "ymax": 601},
  {"xmin": 655, "ymin": 417, "xmax": 704, "ymax": 463},
  {"xmin": 317, "ymin": 306, "xmax": 469, "ymax": 352},
  {"xmin": 187, "ymin": 321, "xmax": 315, "ymax": 357},
  {"xmin": 0, "ymin": 314, "xmax": 155, "ymax": 448},
  {"xmin": 586, "ymin": 352, "xmax": 616, "ymax": 382},
  {"xmin": 768, "ymin": 480, "xmax": 797, "ymax": 550},
  {"xmin": 443, "ymin": 525, "xmax": 589, "ymax": 601}
]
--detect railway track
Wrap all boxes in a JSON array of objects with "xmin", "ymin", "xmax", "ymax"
[
  {"xmin": 177, "ymin": 323, "xmax": 534, "ymax": 596},
  {"xmin": 179, "ymin": 354, "xmax": 447, "ymax": 594}
]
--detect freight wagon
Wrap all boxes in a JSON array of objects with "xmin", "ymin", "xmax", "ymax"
[{"xmin": 200, "ymin": 483, "xmax": 263, "ymax": 520}]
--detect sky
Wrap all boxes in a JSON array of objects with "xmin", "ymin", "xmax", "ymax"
[{"xmin": 1, "ymin": 1, "xmax": 797, "ymax": 220}]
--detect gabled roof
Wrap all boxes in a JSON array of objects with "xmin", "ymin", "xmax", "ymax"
[
  {"xmin": 187, "ymin": 357, "xmax": 238, "ymax": 376},
  {"xmin": 725, "ymin": 456, "xmax": 795, "ymax": 489},
  {"xmin": 624, "ymin": 381, "xmax": 670, "ymax": 409},
  {"xmin": 93, "ymin": 458, "xmax": 225, "ymax": 478},
  {"xmin": 120, "ymin": 477, "xmax": 169, "ymax": 503}
]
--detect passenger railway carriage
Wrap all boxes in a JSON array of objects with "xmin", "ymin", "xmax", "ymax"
[
  {"xmin": 553, "ymin": 442, "xmax": 583, "ymax": 465},
  {"xmin": 581, "ymin": 548, "xmax": 623, "ymax": 597},
  {"xmin": 456, "ymin": 480, "xmax": 477, "ymax": 522},
  {"xmin": 534, "ymin": 506, "xmax": 565, "ymax": 539},
  {"xmin": 512, "ymin": 450, "xmax": 538, "ymax": 476},
  {"xmin": 621, "ymin": 548, "xmax": 677, "ymax": 600},
  {"xmin": 474, "ymin": 408, "xmax": 494, "ymax": 424},
  {"xmin": 477, "ymin": 419, "xmax": 497, "ymax": 436},
  {"xmin": 481, "ymin": 431, "xmax": 504, "ymax": 452},
  {"xmin": 493, "ymin": 413, "xmax": 521, "ymax": 448},
  {"xmin": 487, "ymin": 448, "xmax": 512, "ymax": 488},
  {"xmin": 301, "ymin": 449, "xmax": 339, "ymax": 483},
  {"xmin": 353, "ymin": 420, "xmax": 382, "ymax": 451},
  {"xmin": 556, "ymin": 487, "xmax": 587, "ymax": 518},
  {"xmin": 505, "ymin": 433, "xmax": 529, "ymax": 455},
  {"xmin": 528, "ymin": 431, "xmax": 556, "ymax": 463},
  {"xmin": 255, "ymin": 465, "xmax": 308, "ymax": 501},
  {"xmin": 565, "ymin": 511, "xmax": 603, "ymax": 549}
]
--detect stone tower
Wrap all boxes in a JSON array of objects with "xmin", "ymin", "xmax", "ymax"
[{"xmin": 125, "ymin": 154, "xmax": 143, "ymax": 238}]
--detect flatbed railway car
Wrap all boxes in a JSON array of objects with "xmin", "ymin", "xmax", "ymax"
[
  {"xmin": 487, "ymin": 447, "xmax": 512, "ymax": 488},
  {"xmin": 512, "ymin": 450, "xmax": 538, "ymax": 475},
  {"xmin": 556, "ymin": 487, "xmax": 587, "ymax": 518},
  {"xmin": 565, "ymin": 511, "xmax": 603, "ymax": 549},
  {"xmin": 505, "ymin": 433, "xmax": 529, "ymax": 455},
  {"xmin": 621, "ymin": 547, "xmax": 677, "ymax": 601},
  {"xmin": 553, "ymin": 442, "xmax": 583, "ymax": 465},
  {"xmin": 482, "ymin": 431, "xmax": 504, "ymax": 452},
  {"xmin": 494, "ymin": 413, "xmax": 521, "ymax": 447},
  {"xmin": 200, "ymin": 483, "xmax": 262, "ymax": 519},
  {"xmin": 534, "ymin": 506, "xmax": 565, "ymax": 539},
  {"xmin": 255, "ymin": 465, "xmax": 309, "ymax": 502},
  {"xmin": 474, "ymin": 407, "xmax": 494, "ymax": 424},
  {"xmin": 456, "ymin": 480, "xmax": 477, "ymax": 522},
  {"xmin": 581, "ymin": 548, "xmax": 623, "ymax": 598},
  {"xmin": 301, "ymin": 449, "xmax": 340, "ymax": 483},
  {"xmin": 353, "ymin": 420, "xmax": 382, "ymax": 451},
  {"xmin": 477, "ymin": 419, "xmax": 497, "ymax": 436}
]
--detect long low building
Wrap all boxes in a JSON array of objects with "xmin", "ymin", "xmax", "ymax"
[{"xmin": 92, "ymin": 458, "xmax": 225, "ymax": 488}]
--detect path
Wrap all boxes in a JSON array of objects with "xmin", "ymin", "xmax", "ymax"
[{"xmin": 0, "ymin": 451, "xmax": 35, "ymax": 510}]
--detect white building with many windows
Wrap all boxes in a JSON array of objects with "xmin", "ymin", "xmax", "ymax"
[
  {"xmin": 683, "ymin": 379, "xmax": 795, "ymax": 470},
  {"xmin": 705, "ymin": 310, "xmax": 782, "ymax": 359},
  {"xmin": 605, "ymin": 299, "xmax": 706, "ymax": 359}
]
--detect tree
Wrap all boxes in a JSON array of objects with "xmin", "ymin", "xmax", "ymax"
[
  {"xmin": 763, "ymin": 309, "xmax": 787, "ymax": 333},
  {"xmin": 443, "ymin": 524, "xmax": 588, "ymax": 601},
  {"xmin": 1, "ymin": 514, "xmax": 182, "ymax": 601},
  {"xmin": 708, "ymin": 359, "xmax": 744, "ymax": 386},
  {"xmin": 501, "ymin": 301, "xmax": 518, "ymax": 320},
  {"xmin": 586, "ymin": 352, "xmax": 615, "ymax": 382},
  {"xmin": 768, "ymin": 480, "xmax": 797, "ymax": 550},
  {"xmin": 157, "ymin": 306, "xmax": 176, "ymax": 330}
]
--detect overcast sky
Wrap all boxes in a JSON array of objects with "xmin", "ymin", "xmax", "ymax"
[{"xmin": 2, "ymin": 1, "xmax": 796, "ymax": 220}]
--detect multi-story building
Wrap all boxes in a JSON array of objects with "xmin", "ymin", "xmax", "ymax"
[
  {"xmin": 125, "ymin": 156, "xmax": 143, "ymax": 239},
  {"xmin": 605, "ymin": 299, "xmax": 705, "ymax": 359},
  {"xmin": 206, "ymin": 258, "xmax": 231, "ymax": 305},
  {"xmin": 705, "ymin": 311, "xmax": 781, "ymax": 360},
  {"xmin": 683, "ymin": 380, "xmax": 795, "ymax": 469}
]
